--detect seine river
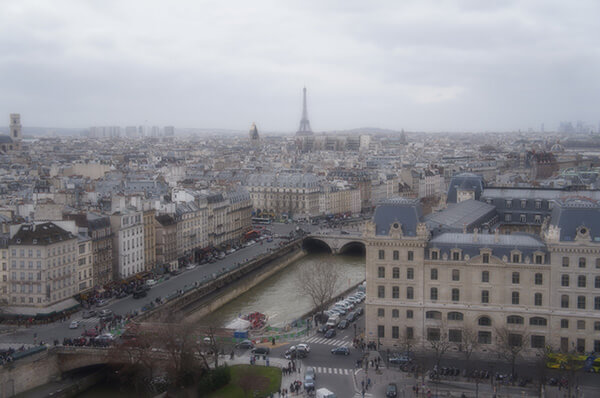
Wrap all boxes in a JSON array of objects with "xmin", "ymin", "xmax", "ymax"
[
  {"xmin": 198, "ymin": 252, "xmax": 366, "ymax": 327},
  {"xmin": 77, "ymin": 252, "xmax": 364, "ymax": 397}
]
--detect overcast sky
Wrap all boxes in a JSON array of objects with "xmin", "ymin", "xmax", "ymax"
[{"xmin": 1, "ymin": 0, "xmax": 599, "ymax": 132}]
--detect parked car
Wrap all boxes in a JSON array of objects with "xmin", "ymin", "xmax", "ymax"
[
  {"xmin": 324, "ymin": 328, "xmax": 336, "ymax": 339},
  {"xmin": 337, "ymin": 319, "xmax": 350, "ymax": 329},
  {"xmin": 331, "ymin": 346, "xmax": 350, "ymax": 355},
  {"xmin": 389, "ymin": 355, "xmax": 412, "ymax": 365},
  {"xmin": 82, "ymin": 310, "xmax": 96, "ymax": 319},
  {"xmin": 296, "ymin": 343, "xmax": 311, "ymax": 352},
  {"xmin": 346, "ymin": 311, "xmax": 357, "ymax": 322},
  {"xmin": 355, "ymin": 307, "xmax": 363, "ymax": 316},
  {"xmin": 237, "ymin": 340, "xmax": 254, "ymax": 349},
  {"xmin": 69, "ymin": 320, "xmax": 80, "ymax": 329},
  {"xmin": 251, "ymin": 347, "xmax": 270, "ymax": 355},
  {"xmin": 170, "ymin": 268, "xmax": 183, "ymax": 276},
  {"xmin": 133, "ymin": 289, "xmax": 147, "ymax": 299},
  {"xmin": 146, "ymin": 279, "xmax": 157, "ymax": 287},
  {"xmin": 82, "ymin": 329, "xmax": 98, "ymax": 337},
  {"xmin": 386, "ymin": 383, "xmax": 398, "ymax": 398},
  {"xmin": 185, "ymin": 263, "xmax": 197, "ymax": 270}
]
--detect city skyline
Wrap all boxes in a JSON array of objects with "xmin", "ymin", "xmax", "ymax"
[{"xmin": 1, "ymin": 1, "xmax": 599, "ymax": 133}]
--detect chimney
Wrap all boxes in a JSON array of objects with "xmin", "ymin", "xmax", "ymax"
[
  {"xmin": 494, "ymin": 229, "xmax": 500, "ymax": 243},
  {"xmin": 473, "ymin": 228, "xmax": 478, "ymax": 242}
]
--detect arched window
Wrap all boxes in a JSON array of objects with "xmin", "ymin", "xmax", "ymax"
[
  {"xmin": 447, "ymin": 312, "xmax": 464, "ymax": 321},
  {"xmin": 507, "ymin": 315, "xmax": 524, "ymax": 324},
  {"xmin": 426, "ymin": 311, "xmax": 442, "ymax": 320},
  {"xmin": 529, "ymin": 317, "xmax": 547, "ymax": 326},
  {"xmin": 478, "ymin": 316, "xmax": 492, "ymax": 326}
]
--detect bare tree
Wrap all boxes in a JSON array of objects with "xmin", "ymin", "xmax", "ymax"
[
  {"xmin": 533, "ymin": 344, "xmax": 554, "ymax": 396},
  {"xmin": 427, "ymin": 321, "xmax": 451, "ymax": 368},
  {"xmin": 199, "ymin": 325, "xmax": 223, "ymax": 368},
  {"xmin": 297, "ymin": 262, "xmax": 340, "ymax": 323},
  {"xmin": 397, "ymin": 327, "xmax": 417, "ymax": 356},
  {"xmin": 493, "ymin": 326, "xmax": 530, "ymax": 379},
  {"xmin": 461, "ymin": 321, "xmax": 480, "ymax": 371}
]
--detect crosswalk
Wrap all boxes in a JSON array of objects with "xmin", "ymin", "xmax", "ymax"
[
  {"xmin": 353, "ymin": 393, "xmax": 374, "ymax": 398},
  {"xmin": 311, "ymin": 366, "xmax": 353, "ymax": 376},
  {"xmin": 302, "ymin": 336, "xmax": 350, "ymax": 347}
]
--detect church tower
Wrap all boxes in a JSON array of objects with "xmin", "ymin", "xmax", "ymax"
[{"xmin": 10, "ymin": 114, "xmax": 21, "ymax": 150}]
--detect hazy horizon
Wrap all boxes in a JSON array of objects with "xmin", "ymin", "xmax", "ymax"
[{"xmin": 1, "ymin": 1, "xmax": 599, "ymax": 132}]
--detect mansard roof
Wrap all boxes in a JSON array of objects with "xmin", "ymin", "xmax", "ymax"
[
  {"xmin": 549, "ymin": 198, "xmax": 600, "ymax": 242},
  {"xmin": 374, "ymin": 197, "xmax": 422, "ymax": 236}
]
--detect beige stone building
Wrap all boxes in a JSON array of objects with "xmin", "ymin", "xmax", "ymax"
[
  {"xmin": 8, "ymin": 222, "xmax": 78, "ymax": 307},
  {"xmin": 143, "ymin": 208, "xmax": 156, "ymax": 272},
  {"xmin": 155, "ymin": 214, "xmax": 178, "ymax": 271},
  {"xmin": 76, "ymin": 235, "xmax": 93, "ymax": 293},
  {"xmin": 365, "ymin": 197, "xmax": 600, "ymax": 356},
  {"xmin": 245, "ymin": 173, "xmax": 321, "ymax": 219}
]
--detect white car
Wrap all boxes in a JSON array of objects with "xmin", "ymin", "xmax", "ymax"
[
  {"xmin": 185, "ymin": 263, "xmax": 197, "ymax": 270},
  {"xmin": 69, "ymin": 320, "xmax": 79, "ymax": 329},
  {"xmin": 297, "ymin": 343, "xmax": 311, "ymax": 352},
  {"xmin": 146, "ymin": 279, "xmax": 157, "ymax": 287}
]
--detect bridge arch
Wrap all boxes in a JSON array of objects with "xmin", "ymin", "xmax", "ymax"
[
  {"xmin": 302, "ymin": 237, "xmax": 332, "ymax": 253},
  {"xmin": 338, "ymin": 241, "xmax": 366, "ymax": 255}
]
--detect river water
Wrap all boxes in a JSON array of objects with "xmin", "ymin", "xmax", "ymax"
[{"xmin": 198, "ymin": 252, "xmax": 365, "ymax": 328}]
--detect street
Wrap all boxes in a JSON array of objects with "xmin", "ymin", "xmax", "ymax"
[{"xmin": 0, "ymin": 222, "xmax": 314, "ymax": 346}]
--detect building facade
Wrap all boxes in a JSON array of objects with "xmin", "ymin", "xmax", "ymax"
[
  {"xmin": 365, "ymin": 197, "xmax": 600, "ymax": 356},
  {"xmin": 110, "ymin": 209, "xmax": 145, "ymax": 279},
  {"xmin": 8, "ymin": 222, "xmax": 78, "ymax": 307}
]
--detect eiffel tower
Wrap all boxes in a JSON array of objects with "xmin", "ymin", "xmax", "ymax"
[{"xmin": 296, "ymin": 87, "xmax": 314, "ymax": 136}]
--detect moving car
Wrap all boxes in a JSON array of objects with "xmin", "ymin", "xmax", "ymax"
[
  {"xmin": 237, "ymin": 340, "xmax": 254, "ymax": 349},
  {"xmin": 69, "ymin": 320, "xmax": 79, "ymax": 329},
  {"xmin": 82, "ymin": 329, "xmax": 98, "ymax": 337},
  {"xmin": 284, "ymin": 346, "xmax": 308, "ymax": 359},
  {"xmin": 145, "ymin": 279, "xmax": 157, "ymax": 287},
  {"xmin": 133, "ymin": 288, "xmax": 147, "ymax": 299},
  {"xmin": 82, "ymin": 310, "xmax": 96, "ymax": 319},
  {"xmin": 305, "ymin": 366, "xmax": 316, "ymax": 380},
  {"xmin": 317, "ymin": 325, "xmax": 328, "ymax": 334},
  {"xmin": 304, "ymin": 375, "xmax": 315, "ymax": 392},
  {"xmin": 331, "ymin": 347, "xmax": 350, "ymax": 355},
  {"xmin": 316, "ymin": 387, "xmax": 337, "ymax": 398},
  {"xmin": 386, "ymin": 383, "xmax": 398, "ymax": 397},
  {"xmin": 324, "ymin": 328, "xmax": 336, "ymax": 339},
  {"xmin": 96, "ymin": 299, "xmax": 109, "ymax": 307},
  {"xmin": 98, "ymin": 309, "xmax": 113, "ymax": 317},
  {"xmin": 251, "ymin": 347, "xmax": 270, "ymax": 355},
  {"xmin": 346, "ymin": 311, "xmax": 357, "ymax": 322},
  {"xmin": 185, "ymin": 263, "xmax": 197, "ymax": 270}
]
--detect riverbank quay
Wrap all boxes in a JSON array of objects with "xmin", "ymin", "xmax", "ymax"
[{"xmin": 137, "ymin": 239, "xmax": 306, "ymax": 323}]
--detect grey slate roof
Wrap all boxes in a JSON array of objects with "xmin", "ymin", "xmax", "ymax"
[
  {"xmin": 549, "ymin": 198, "xmax": 600, "ymax": 241},
  {"xmin": 245, "ymin": 173, "xmax": 321, "ymax": 188},
  {"xmin": 428, "ymin": 232, "xmax": 548, "ymax": 263},
  {"xmin": 446, "ymin": 173, "xmax": 484, "ymax": 204},
  {"xmin": 425, "ymin": 199, "xmax": 496, "ymax": 232},
  {"xmin": 374, "ymin": 197, "xmax": 422, "ymax": 236}
]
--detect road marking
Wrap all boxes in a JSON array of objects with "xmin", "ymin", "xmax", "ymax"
[{"xmin": 333, "ymin": 368, "xmax": 338, "ymax": 374}]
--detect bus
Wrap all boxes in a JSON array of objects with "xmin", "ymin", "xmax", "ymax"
[
  {"xmin": 252, "ymin": 217, "xmax": 272, "ymax": 225},
  {"xmin": 546, "ymin": 353, "xmax": 600, "ymax": 373}
]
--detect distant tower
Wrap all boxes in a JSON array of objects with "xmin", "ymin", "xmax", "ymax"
[
  {"xmin": 249, "ymin": 122, "xmax": 260, "ymax": 142},
  {"xmin": 296, "ymin": 87, "xmax": 313, "ymax": 136},
  {"xmin": 10, "ymin": 113, "xmax": 21, "ymax": 150}
]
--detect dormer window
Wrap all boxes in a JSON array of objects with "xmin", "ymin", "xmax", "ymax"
[
  {"xmin": 506, "ymin": 200, "xmax": 512, "ymax": 208},
  {"xmin": 430, "ymin": 249, "xmax": 439, "ymax": 260},
  {"xmin": 520, "ymin": 199, "xmax": 527, "ymax": 208}
]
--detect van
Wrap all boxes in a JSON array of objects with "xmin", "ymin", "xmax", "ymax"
[
  {"xmin": 326, "ymin": 315, "xmax": 340, "ymax": 328},
  {"xmin": 316, "ymin": 388, "xmax": 337, "ymax": 398}
]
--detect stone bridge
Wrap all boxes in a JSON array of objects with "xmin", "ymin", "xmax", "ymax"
[
  {"xmin": 0, "ymin": 346, "xmax": 168, "ymax": 397},
  {"xmin": 302, "ymin": 232, "xmax": 366, "ymax": 254}
]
